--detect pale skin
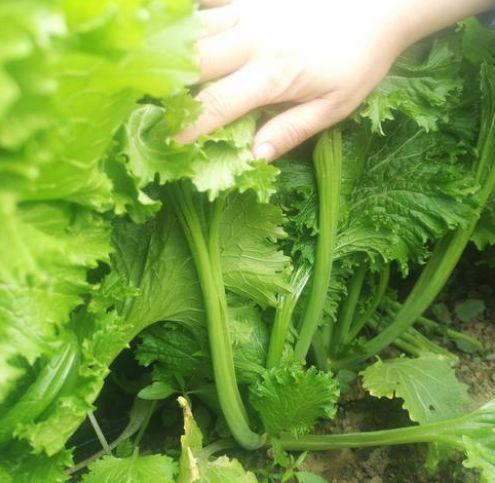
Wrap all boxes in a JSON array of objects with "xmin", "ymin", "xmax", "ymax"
[{"xmin": 178, "ymin": 0, "xmax": 493, "ymax": 161}]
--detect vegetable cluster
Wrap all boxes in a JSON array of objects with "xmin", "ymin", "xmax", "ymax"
[{"xmin": 1, "ymin": 1, "xmax": 495, "ymax": 481}]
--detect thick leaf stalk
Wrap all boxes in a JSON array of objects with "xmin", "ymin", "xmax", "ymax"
[
  {"xmin": 267, "ymin": 263, "xmax": 311, "ymax": 368},
  {"xmin": 278, "ymin": 398, "xmax": 495, "ymax": 452},
  {"xmin": 0, "ymin": 337, "xmax": 78, "ymax": 444},
  {"xmin": 294, "ymin": 129, "xmax": 342, "ymax": 362},
  {"xmin": 169, "ymin": 184, "xmax": 263, "ymax": 450}
]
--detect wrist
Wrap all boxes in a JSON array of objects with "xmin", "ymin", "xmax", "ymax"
[{"xmin": 370, "ymin": 0, "xmax": 493, "ymax": 56}]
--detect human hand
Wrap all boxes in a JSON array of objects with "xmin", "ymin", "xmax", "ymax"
[{"xmin": 181, "ymin": 0, "xmax": 493, "ymax": 161}]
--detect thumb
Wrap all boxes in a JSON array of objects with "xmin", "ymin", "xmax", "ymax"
[{"xmin": 253, "ymin": 98, "xmax": 346, "ymax": 162}]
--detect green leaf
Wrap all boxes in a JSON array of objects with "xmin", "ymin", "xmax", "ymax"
[
  {"xmin": 455, "ymin": 299, "xmax": 486, "ymax": 323},
  {"xmin": 228, "ymin": 300, "xmax": 269, "ymax": 384},
  {"xmin": 472, "ymin": 202, "xmax": 495, "ymax": 250},
  {"xmin": 221, "ymin": 192, "xmax": 291, "ymax": 307},
  {"xmin": 199, "ymin": 456, "xmax": 258, "ymax": 483},
  {"xmin": 361, "ymin": 355, "xmax": 471, "ymax": 424},
  {"xmin": 336, "ymin": 122, "xmax": 480, "ymax": 271},
  {"xmin": 360, "ymin": 38, "xmax": 463, "ymax": 133},
  {"xmin": 0, "ymin": 0, "xmax": 198, "ymax": 209},
  {"xmin": 249, "ymin": 364, "xmax": 340, "ymax": 437},
  {"xmin": 0, "ymin": 442, "xmax": 72, "ymax": 483},
  {"xmin": 125, "ymin": 107, "xmax": 279, "ymax": 201},
  {"xmin": 82, "ymin": 453, "xmax": 178, "ymax": 483},
  {"xmin": 177, "ymin": 397, "xmax": 258, "ymax": 483},
  {"xmin": 112, "ymin": 207, "xmax": 205, "ymax": 335},
  {"xmin": 0, "ymin": 197, "xmax": 111, "ymax": 402},
  {"xmin": 295, "ymin": 471, "xmax": 329, "ymax": 483},
  {"xmin": 138, "ymin": 382, "xmax": 176, "ymax": 401}
]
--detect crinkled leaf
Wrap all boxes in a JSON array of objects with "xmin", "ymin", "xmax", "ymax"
[
  {"xmin": 125, "ymin": 108, "xmax": 278, "ymax": 201},
  {"xmin": 249, "ymin": 364, "xmax": 340, "ymax": 437},
  {"xmin": 360, "ymin": 38, "xmax": 462, "ymax": 133},
  {"xmin": 336, "ymin": 122, "xmax": 479, "ymax": 271},
  {"xmin": 0, "ymin": 442, "xmax": 72, "ymax": 483},
  {"xmin": 82, "ymin": 454, "xmax": 178, "ymax": 483},
  {"xmin": 0, "ymin": 197, "xmax": 111, "ymax": 402},
  {"xmin": 136, "ymin": 322, "xmax": 209, "ymax": 378},
  {"xmin": 221, "ymin": 192, "xmax": 291, "ymax": 307}
]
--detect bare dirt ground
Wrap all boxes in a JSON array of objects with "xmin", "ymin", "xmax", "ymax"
[{"xmin": 302, "ymin": 260, "xmax": 495, "ymax": 483}]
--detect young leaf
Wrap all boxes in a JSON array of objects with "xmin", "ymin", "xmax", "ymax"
[
  {"xmin": 82, "ymin": 454, "xmax": 178, "ymax": 483},
  {"xmin": 249, "ymin": 364, "xmax": 340, "ymax": 437},
  {"xmin": 360, "ymin": 37, "xmax": 463, "ymax": 133},
  {"xmin": 454, "ymin": 299, "xmax": 486, "ymax": 323},
  {"xmin": 177, "ymin": 397, "xmax": 258, "ymax": 483}
]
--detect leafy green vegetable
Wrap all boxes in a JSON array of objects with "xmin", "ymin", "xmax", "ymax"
[
  {"xmin": 2, "ymin": 3, "xmax": 495, "ymax": 480},
  {"xmin": 249, "ymin": 364, "xmax": 339, "ymax": 437}
]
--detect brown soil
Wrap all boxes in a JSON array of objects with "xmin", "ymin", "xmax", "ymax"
[{"xmin": 301, "ymin": 272, "xmax": 495, "ymax": 483}]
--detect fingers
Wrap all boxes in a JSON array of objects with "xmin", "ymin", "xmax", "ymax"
[
  {"xmin": 177, "ymin": 64, "xmax": 270, "ymax": 143},
  {"xmin": 197, "ymin": 0, "xmax": 231, "ymax": 7},
  {"xmin": 253, "ymin": 97, "xmax": 349, "ymax": 161},
  {"xmin": 198, "ymin": 5, "xmax": 239, "ymax": 38},
  {"xmin": 197, "ymin": 26, "xmax": 250, "ymax": 82}
]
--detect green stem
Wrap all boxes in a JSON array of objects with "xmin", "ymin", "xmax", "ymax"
[
  {"xmin": 267, "ymin": 264, "xmax": 311, "ymax": 368},
  {"xmin": 278, "ymin": 420, "xmax": 452, "ymax": 451},
  {"xmin": 311, "ymin": 324, "xmax": 332, "ymax": 371},
  {"xmin": 134, "ymin": 400, "xmax": 158, "ymax": 448},
  {"xmin": 347, "ymin": 266, "xmax": 390, "ymax": 342},
  {"xmin": 366, "ymin": 317, "xmax": 422, "ymax": 357},
  {"xmin": 294, "ymin": 129, "xmax": 342, "ymax": 362},
  {"xmin": 399, "ymin": 327, "xmax": 454, "ymax": 359},
  {"xmin": 331, "ymin": 261, "xmax": 368, "ymax": 357},
  {"xmin": 88, "ymin": 412, "xmax": 112, "ymax": 455},
  {"xmin": 0, "ymin": 337, "xmax": 78, "ymax": 444},
  {"xmin": 170, "ymin": 184, "xmax": 263, "ymax": 450},
  {"xmin": 386, "ymin": 300, "xmax": 483, "ymax": 351}
]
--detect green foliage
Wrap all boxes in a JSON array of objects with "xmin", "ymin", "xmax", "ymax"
[
  {"xmin": 455, "ymin": 299, "xmax": 486, "ymax": 322},
  {"xmin": 178, "ymin": 397, "xmax": 258, "ymax": 483},
  {"xmin": 82, "ymin": 454, "xmax": 178, "ymax": 483},
  {"xmin": 249, "ymin": 364, "xmax": 340, "ymax": 437},
  {"xmin": 2, "ymin": 2, "xmax": 495, "ymax": 480},
  {"xmin": 361, "ymin": 355, "xmax": 471, "ymax": 424}
]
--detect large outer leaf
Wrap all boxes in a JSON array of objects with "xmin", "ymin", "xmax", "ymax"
[
  {"xmin": 0, "ymin": 0, "xmax": 197, "ymax": 209},
  {"xmin": 336, "ymin": 122, "xmax": 479, "ymax": 271},
  {"xmin": 113, "ymin": 208, "xmax": 204, "ymax": 336},
  {"xmin": 0, "ymin": 197, "xmax": 110, "ymax": 401}
]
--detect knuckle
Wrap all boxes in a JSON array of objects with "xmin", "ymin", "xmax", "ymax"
[
  {"xmin": 281, "ymin": 120, "xmax": 311, "ymax": 145},
  {"xmin": 198, "ymin": 89, "xmax": 230, "ymax": 121}
]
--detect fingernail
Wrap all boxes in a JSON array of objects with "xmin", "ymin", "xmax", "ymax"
[{"xmin": 253, "ymin": 142, "xmax": 276, "ymax": 162}]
